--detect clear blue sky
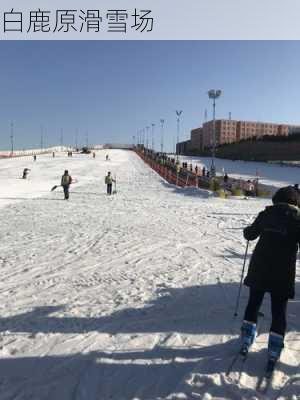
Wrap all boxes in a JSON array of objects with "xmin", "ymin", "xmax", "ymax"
[{"xmin": 1, "ymin": 41, "xmax": 300, "ymax": 151}]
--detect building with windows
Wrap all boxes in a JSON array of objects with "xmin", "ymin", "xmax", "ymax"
[
  {"xmin": 190, "ymin": 128, "xmax": 203, "ymax": 152},
  {"xmin": 189, "ymin": 119, "xmax": 299, "ymax": 151}
]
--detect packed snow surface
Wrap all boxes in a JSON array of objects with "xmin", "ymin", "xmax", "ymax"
[{"xmin": 0, "ymin": 150, "xmax": 299, "ymax": 399}]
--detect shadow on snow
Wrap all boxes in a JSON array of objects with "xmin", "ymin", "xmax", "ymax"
[{"xmin": 0, "ymin": 282, "xmax": 299, "ymax": 399}]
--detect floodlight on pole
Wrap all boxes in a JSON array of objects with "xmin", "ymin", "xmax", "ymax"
[
  {"xmin": 40, "ymin": 125, "xmax": 44, "ymax": 150},
  {"xmin": 75, "ymin": 128, "xmax": 78, "ymax": 149},
  {"xmin": 86, "ymin": 130, "xmax": 89, "ymax": 147},
  {"xmin": 160, "ymin": 119, "xmax": 165, "ymax": 153},
  {"xmin": 60, "ymin": 128, "xmax": 63, "ymax": 147},
  {"xmin": 207, "ymin": 89, "xmax": 222, "ymax": 177},
  {"xmin": 176, "ymin": 110, "xmax": 183, "ymax": 160},
  {"xmin": 146, "ymin": 126, "xmax": 150, "ymax": 149},
  {"xmin": 151, "ymin": 123, "xmax": 155, "ymax": 151},
  {"xmin": 10, "ymin": 122, "xmax": 14, "ymax": 156}
]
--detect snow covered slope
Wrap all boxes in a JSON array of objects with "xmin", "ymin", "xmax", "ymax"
[{"xmin": 0, "ymin": 150, "xmax": 299, "ymax": 399}]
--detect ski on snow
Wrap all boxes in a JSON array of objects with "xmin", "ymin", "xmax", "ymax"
[
  {"xmin": 256, "ymin": 358, "xmax": 278, "ymax": 393},
  {"xmin": 226, "ymin": 345, "xmax": 249, "ymax": 381}
]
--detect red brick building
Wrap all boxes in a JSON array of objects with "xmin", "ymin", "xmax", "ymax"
[{"xmin": 191, "ymin": 119, "xmax": 298, "ymax": 151}]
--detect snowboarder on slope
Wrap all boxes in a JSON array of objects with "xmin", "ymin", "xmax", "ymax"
[
  {"xmin": 105, "ymin": 171, "xmax": 115, "ymax": 195},
  {"xmin": 241, "ymin": 186, "xmax": 300, "ymax": 363},
  {"xmin": 61, "ymin": 170, "xmax": 72, "ymax": 200}
]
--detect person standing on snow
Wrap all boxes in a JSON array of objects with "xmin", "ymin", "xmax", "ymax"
[
  {"xmin": 244, "ymin": 180, "xmax": 255, "ymax": 197},
  {"xmin": 241, "ymin": 186, "xmax": 300, "ymax": 364},
  {"xmin": 105, "ymin": 171, "xmax": 115, "ymax": 195},
  {"xmin": 61, "ymin": 170, "xmax": 72, "ymax": 200},
  {"xmin": 223, "ymin": 173, "xmax": 229, "ymax": 184},
  {"xmin": 22, "ymin": 168, "xmax": 30, "ymax": 179}
]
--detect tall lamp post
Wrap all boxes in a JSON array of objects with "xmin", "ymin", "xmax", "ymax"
[
  {"xmin": 208, "ymin": 89, "xmax": 222, "ymax": 177},
  {"xmin": 176, "ymin": 110, "xmax": 182, "ymax": 160},
  {"xmin": 40, "ymin": 125, "xmax": 44, "ymax": 150},
  {"xmin": 146, "ymin": 126, "xmax": 150, "ymax": 149},
  {"xmin": 160, "ymin": 119, "xmax": 164, "ymax": 154},
  {"xmin": 10, "ymin": 122, "xmax": 14, "ymax": 156},
  {"xmin": 75, "ymin": 128, "xmax": 78, "ymax": 150},
  {"xmin": 60, "ymin": 128, "xmax": 63, "ymax": 148},
  {"xmin": 151, "ymin": 123, "xmax": 155, "ymax": 151},
  {"xmin": 86, "ymin": 130, "xmax": 89, "ymax": 148}
]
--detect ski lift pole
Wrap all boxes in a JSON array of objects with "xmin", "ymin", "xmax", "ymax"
[{"xmin": 234, "ymin": 240, "xmax": 249, "ymax": 317}]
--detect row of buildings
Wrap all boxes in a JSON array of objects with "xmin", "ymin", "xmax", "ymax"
[{"xmin": 177, "ymin": 119, "xmax": 300, "ymax": 154}]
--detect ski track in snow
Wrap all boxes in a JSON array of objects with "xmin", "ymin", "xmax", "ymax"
[{"xmin": 0, "ymin": 150, "xmax": 299, "ymax": 400}]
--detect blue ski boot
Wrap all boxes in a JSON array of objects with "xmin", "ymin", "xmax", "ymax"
[
  {"xmin": 240, "ymin": 320, "xmax": 257, "ymax": 355},
  {"xmin": 268, "ymin": 332, "xmax": 284, "ymax": 362}
]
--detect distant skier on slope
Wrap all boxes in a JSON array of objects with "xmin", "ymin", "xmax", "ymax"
[
  {"xmin": 105, "ymin": 171, "xmax": 115, "ymax": 195},
  {"xmin": 61, "ymin": 170, "xmax": 72, "ymax": 200},
  {"xmin": 241, "ymin": 186, "xmax": 300, "ymax": 365},
  {"xmin": 22, "ymin": 168, "xmax": 30, "ymax": 179}
]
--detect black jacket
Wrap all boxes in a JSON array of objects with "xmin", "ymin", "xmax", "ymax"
[{"xmin": 243, "ymin": 203, "xmax": 300, "ymax": 298}]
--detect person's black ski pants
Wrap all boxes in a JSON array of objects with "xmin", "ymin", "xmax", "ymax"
[
  {"xmin": 107, "ymin": 183, "xmax": 112, "ymax": 195},
  {"xmin": 63, "ymin": 185, "xmax": 70, "ymax": 199},
  {"xmin": 244, "ymin": 288, "xmax": 288, "ymax": 336}
]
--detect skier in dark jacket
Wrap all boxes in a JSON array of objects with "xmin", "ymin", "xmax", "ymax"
[
  {"xmin": 61, "ymin": 170, "xmax": 72, "ymax": 200},
  {"xmin": 241, "ymin": 186, "xmax": 300, "ymax": 362},
  {"xmin": 22, "ymin": 168, "xmax": 30, "ymax": 179},
  {"xmin": 105, "ymin": 171, "xmax": 115, "ymax": 195}
]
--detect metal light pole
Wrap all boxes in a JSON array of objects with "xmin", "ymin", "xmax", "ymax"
[
  {"xmin": 146, "ymin": 126, "xmax": 149, "ymax": 149},
  {"xmin": 160, "ymin": 119, "xmax": 164, "ymax": 154},
  {"xmin": 86, "ymin": 130, "xmax": 89, "ymax": 148},
  {"xmin": 60, "ymin": 128, "xmax": 63, "ymax": 147},
  {"xmin": 151, "ymin": 123, "xmax": 155, "ymax": 151},
  {"xmin": 10, "ymin": 122, "xmax": 14, "ymax": 156},
  {"xmin": 176, "ymin": 110, "xmax": 182, "ymax": 160},
  {"xmin": 40, "ymin": 125, "xmax": 44, "ymax": 150},
  {"xmin": 208, "ymin": 89, "xmax": 222, "ymax": 177},
  {"xmin": 75, "ymin": 128, "xmax": 78, "ymax": 149}
]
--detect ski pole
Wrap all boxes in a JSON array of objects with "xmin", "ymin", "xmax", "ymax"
[{"xmin": 234, "ymin": 240, "xmax": 249, "ymax": 317}]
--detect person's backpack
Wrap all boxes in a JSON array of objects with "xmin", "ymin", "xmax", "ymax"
[
  {"xmin": 62, "ymin": 175, "xmax": 70, "ymax": 185},
  {"xmin": 105, "ymin": 175, "xmax": 112, "ymax": 185}
]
